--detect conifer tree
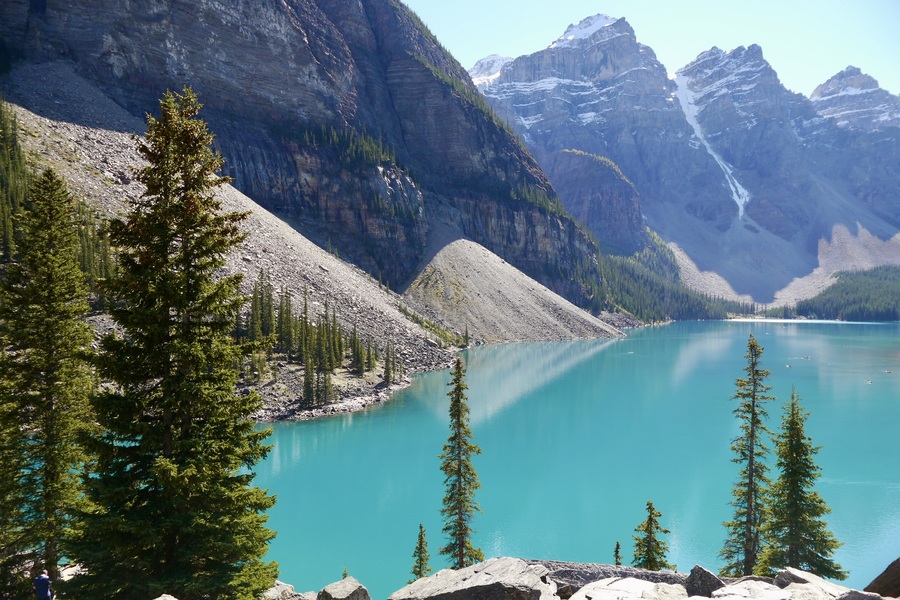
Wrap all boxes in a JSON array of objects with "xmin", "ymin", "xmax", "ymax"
[
  {"xmin": 68, "ymin": 88, "xmax": 277, "ymax": 600},
  {"xmin": 409, "ymin": 523, "xmax": 432, "ymax": 583},
  {"xmin": 0, "ymin": 96, "xmax": 27, "ymax": 261},
  {"xmin": 613, "ymin": 541, "xmax": 622, "ymax": 566},
  {"xmin": 439, "ymin": 358, "xmax": 484, "ymax": 569},
  {"xmin": 720, "ymin": 334, "xmax": 774, "ymax": 577},
  {"xmin": 758, "ymin": 390, "xmax": 846, "ymax": 579},
  {"xmin": 0, "ymin": 169, "xmax": 94, "ymax": 587},
  {"xmin": 632, "ymin": 500, "xmax": 674, "ymax": 571}
]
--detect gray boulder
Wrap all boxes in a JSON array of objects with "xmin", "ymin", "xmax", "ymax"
[
  {"xmin": 389, "ymin": 557, "xmax": 557, "ymax": 600},
  {"xmin": 569, "ymin": 577, "xmax": 686, "ymax": 600},
  {"xmin": 774, "ymin": 568, "xmax": 852, "ymax": 599},
  {"xmin": 686, "ymin": 565, "xmax": 725, "ymax": 597},
  {"xmin": 319, "ymin": 577, "xmax": 370, "ymax": 600},
  {"xmin": 262, "ymin": 580, "xmax": 307, "ymax": 600},
  {"xmin": 712, "ymin": 578, "xmax": 791, "ymax": 600},
  {"xmin": 866, "ymin": 559, "xmax": 900, "ymax": 598}
]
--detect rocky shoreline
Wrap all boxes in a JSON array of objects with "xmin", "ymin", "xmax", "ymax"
[{"xmin": 252, "ymin": 557, "xmax": 899, "ymax": 600}]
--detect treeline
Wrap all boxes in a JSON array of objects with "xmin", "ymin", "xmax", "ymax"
[
  {"xmin": 237, "ymin": 269, "xmax": 404, "ymax": 406},
  {"xmin": 1, "ymin": 97, "xmax": 113, "ymax": 305},
  {"xmin": 791, "ymin": 266, "xmax": 900, "ymax": 321},
  {"xmin": 275, "ymin": 122, "xmax": 398, "ymax": 170},
  {"xmin": 599, "ymin": 234, "xmax": 757, "ymax": 321}
]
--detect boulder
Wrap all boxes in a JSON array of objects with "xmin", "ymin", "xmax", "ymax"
[
  {"xmin": 686, "ymin": 565, "xmax": 725, "ymax": 597},
  {"xmin": 712, "ymin": 579, "xmax": 790, "ymax": 600},
  {"xmin": 389, "ymin": 557, "xmax": 557, "ymax": 600},
  {"xmin": 262, "ymin": 580, "xmax": 307, "ymax": 600},
  {"xmin": 866, "ymin": 559, "xmax": 900, "ymax": 598},
  {"xmin": 836, "ymin": 592, "xmax": 884, "ymax": 600},
  {"xmin": 773, "ymin": 568, "xmax": 850, "ymax": 599},
  {"xmin": 319, "ymin": 577, "xmax": 370, "ymax": 600},
  {"xmin": 569, "ymin": 577, "xmax": 687, "ymax": 600}
]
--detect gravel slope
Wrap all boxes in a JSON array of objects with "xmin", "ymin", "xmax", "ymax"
[{"xmin": 2, "ymin": 60, "xmax": 625, "ymax": 418}]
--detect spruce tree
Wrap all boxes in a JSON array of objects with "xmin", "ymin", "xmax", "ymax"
[
  {"xmin": 68, "ymin": 88, "xmax": 277, "ymax": 600},
  {"xmin": 409, "ymin": 523, "xmax": 432, "ymax": 583},
  {"xmin": 632, "ymin": 500, "xmax": 674, "ymax": 571},
  {"xmin": 720, "ymin": 334, "xmax": 774, "ymax": 576},
  {"xmin": 613, "ymin": 541, "xmax": 622, "ymax": 566},
  {"xmin": 439, "ymin": 358, "xmax": 484, "ymax": 569},
  {"xmin": 758, "ymin": 389, "xmax": 846, "ymax": 579},
  {"xmin": 0, "ymin": 169, "xmax": 95, "ymax": 583},
  {"xmin": 0, "ymin": 96, "xmax": 27, "ymax": 261}
]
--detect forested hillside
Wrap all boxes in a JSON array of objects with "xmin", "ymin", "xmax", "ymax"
[{"xmin": 793, "ymin": 267, "xmax": 900, "ymax": 321}]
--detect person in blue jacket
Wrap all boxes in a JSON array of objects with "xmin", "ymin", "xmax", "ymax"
[{"xmin": 33, "ymin": 569, "xmax": 52, "ymax": 600}]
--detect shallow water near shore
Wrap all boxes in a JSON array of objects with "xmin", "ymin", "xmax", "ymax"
[{"xmin": 254, "ymin": 320, "xmax": 900, "ymax": 599}]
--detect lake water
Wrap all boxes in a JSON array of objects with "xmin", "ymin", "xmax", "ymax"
[{"xmin": 254, "ymin": 320, "xmax": 900, "ymax": 599}]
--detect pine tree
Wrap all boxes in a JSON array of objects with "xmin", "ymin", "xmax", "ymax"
[
  {"xmin": 613, "ymin": 541, "xmax": 622, "ymax": 566},
  {"xmin": 68, "ymin": 88, "xmax": 277, "ymax": 600},
  {"xmin": 720, "ymin": 334, "xmax": 774, "ymax": 577},
  {"xmin": 409, "ymin": 523, "xmax": 432, "ymax": 583},
  {"xmin": 0, "ymin": 169, "xmax": 95, "ymax": 583},
  {"xmin": 0, "ymin": 96, "xmax": 27, "ymax": 262},
  {"xmin": 632, "ymin": 500, "xmax": 674, "ymax": 571},
  {"xmin": 439, "ymin": 358, "xmax": 484, "ymax": 569},
  {"xmin": 758, "ymin": 389, "xmax": 846, "ymax": 579}
]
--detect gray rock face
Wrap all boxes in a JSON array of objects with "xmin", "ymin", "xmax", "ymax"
[
  {"xmin": 685, "ymin": 565, "xmax": 725, "ymax": 597},
  {"xmin": 389, "ymin": 560, "xmax": 885, "ymax": 600},
  {"xmin": 811, "ymin": 67, "xmax": 900, "ymax": 132},
  {"xmin": 0, "ymin": 0, "xmax": 606, "ymax": 311},
  {"xmin": 319, "ymin": 577, "xmax": 370, "ymax": 600},
  {"xmin": 474, "ymin": 15, "xmax": 900, "ymax": 303},
  {"xmin": 865, "ymin": 557, "xmax": 900, "ymax": 597},
  {"xmin": 390, "ymin": 557, "xmax": 557, "ymax": 600}
]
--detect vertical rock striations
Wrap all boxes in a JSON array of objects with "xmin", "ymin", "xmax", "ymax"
[{"xmin": 0, "ymin": 0, "xmax": 604, "ymax": 309}]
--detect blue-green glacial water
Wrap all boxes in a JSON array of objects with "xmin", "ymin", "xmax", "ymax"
[{"xmin": 254, "ymin": 320, "xmax": 900, "ymax": 599}]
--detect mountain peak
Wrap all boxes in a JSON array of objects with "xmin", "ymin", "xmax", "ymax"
[
  {"xmin": 809, "ymin": 66, "xmax": 900, "ymax": 131},
  {"xmin": 469, "ymin": 54, "xmax": 513, "ymax": 89},
  {"xmin": 810, "ymin": 66, "xmax": 880, "ymax": 100},
  {"xmin": 548, "ymin": 14, "xmax": 623, "ymax": 49}
]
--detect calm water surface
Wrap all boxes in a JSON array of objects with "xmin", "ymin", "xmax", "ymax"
[{"xmin": 254, "ymin": 320, "xmax": 900, "ymax": 599}]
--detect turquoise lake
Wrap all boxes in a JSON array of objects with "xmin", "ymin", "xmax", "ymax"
[{"xmin": 254, "ymin": 320, "xmax": 900, "ymax": 599}]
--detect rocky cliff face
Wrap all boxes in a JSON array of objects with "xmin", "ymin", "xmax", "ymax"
[
  {"xmin": 540, "ymin": 150, "xmax": 645, "ymax": 254},
  {"xmin": 0, "ymin": 0, "xmax": 603, "ymax": 308},
  {"xmin": 811, "ymin": 66, "xmax": 900, "ymax": 132},
  {"xmin": 474, "ymin": 16, "xmax": 900, "ymax": 303}
]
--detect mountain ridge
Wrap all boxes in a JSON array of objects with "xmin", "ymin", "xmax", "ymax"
[{"xmin": 472, "ymin": 13, "xmax": 900, "ymax": 305}]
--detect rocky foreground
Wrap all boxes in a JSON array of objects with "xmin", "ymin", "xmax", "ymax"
[{"xmin": 159, "ymin": 557, "xmax": 900, "ymax": 600}]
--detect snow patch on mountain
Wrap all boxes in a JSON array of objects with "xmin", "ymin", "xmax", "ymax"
[
  {"xmin": 674, "ymin": 74, "xmax": 751, "ymax": 216},
  {"xmin": 470, "ymin": 54, "xmax": 513, "ymax": 90},
  {"xmin": 549, "ymin": 14, "xmax": 618, "ymax": 49}
]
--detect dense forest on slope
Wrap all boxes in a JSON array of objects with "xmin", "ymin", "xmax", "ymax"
[
  {"xmin": 599, "ymin": 233, "xmax": 756, "ymax": 321},
  {"xmin": 793, "ymin": 266, "xmax": 900, "ymax": 321}
]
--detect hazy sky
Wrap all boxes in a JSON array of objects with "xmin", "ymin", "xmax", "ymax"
[{"xmin": 401, "ymin": 0, "xmax": 900, "ymax": 96}]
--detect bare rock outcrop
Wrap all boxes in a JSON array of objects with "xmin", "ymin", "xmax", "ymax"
[
  {"xmin": 390, "ymin": 557, "xmax": 557, "ymax": 600},
  {"xmin": 865, "ymin": 558, "xmax": 900, "ymax": 598}
]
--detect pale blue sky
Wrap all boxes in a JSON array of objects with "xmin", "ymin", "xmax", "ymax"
[{"xmin": 401, "ymin": 0, "xmax": 900, "ymax": 96}]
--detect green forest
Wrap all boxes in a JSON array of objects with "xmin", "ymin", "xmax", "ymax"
[{"xmin": 792, "ymin": 266, "xmax": 900, "ymax": 321}]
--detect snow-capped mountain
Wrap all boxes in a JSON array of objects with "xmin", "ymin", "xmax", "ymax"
[
  {"xmin": 472, "ymin": 15, "xmax": 900, "ymax": 303},
  {"xmin": 810, "ymin": 66, "xmax": 900, "ymax": 131},
  {"xmin": 469, "ymin": 54, "xmax": 512, "ymax": 88}
]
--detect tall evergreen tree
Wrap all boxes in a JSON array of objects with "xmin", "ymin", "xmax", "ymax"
[
  {"xmin": 758, "ymin": 390, "xmax": 846, "ymax": 579},
  {"xmin": 720, "ymin": 334, "xmax": 774, "ymax": 577},
  {"xmin": 0, "ymin": 96, "xmax": 27, "ymax": 261},
  {"xmin": 439, "ymin": 358, "xmax": 484, "ymax": 569},
  {"xmin": 613, "ymin": 541, "xmax": 622, "ymax": 567},
  {"xmin": 632, "ymin": 500, "xmax": 674, "ymax": 571},
  {"xmin": 68, "ymin": 88, "xmax": 277, "ymax": 600},
  {"xmin": 409, "ymin": 523, "xmax": 432, "ymax": 583},
  {"xmin": 0, "ymin": 169, "xmax": 94, "ymax": 582}
]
